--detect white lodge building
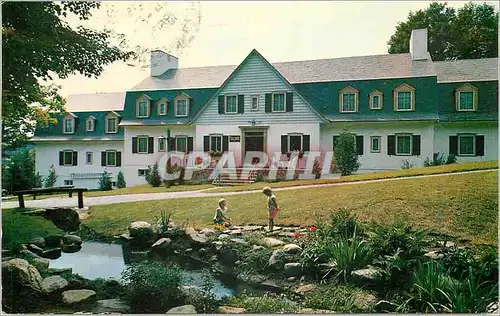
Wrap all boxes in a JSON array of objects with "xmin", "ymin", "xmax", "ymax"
[{"xmin": 33, "ymin": 29, "xmax": 498, "ymax": 189}]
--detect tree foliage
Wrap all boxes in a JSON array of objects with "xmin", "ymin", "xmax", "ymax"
[
  {"xmin": 2, "ymin": 2, "xmax": 133, "ymax": 149},
  {"xmin": 334, "ymin": 130, "xmax": 360, "ymax": 176},
  {"xmin": 388, "ymin": 2, "xmax": 498, "ymax": 61},
  {"xmin": 2, "ymin": 148, "xmax": 38, "ymax": 193},
  {"xmin": 116, "ymin": 170, "xmax": 127, "ymax": 188}
]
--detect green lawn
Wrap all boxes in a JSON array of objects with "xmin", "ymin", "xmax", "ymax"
[
  {"xmin": 84, "ymin": 170, "xmax": 498, "ymax": 245},
  {"xmin": 2, "ymin": 209, "xmax": 62, "ymax": 249},
  {"xmin": 210, "ymin": 160, "xmax": 498, "ymax": 193}
]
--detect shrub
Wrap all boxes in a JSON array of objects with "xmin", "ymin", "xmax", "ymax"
[
  {"xmin": 229, "ymin": 293, "xmax": 299, "ymax": 313},
  {"xmin": 121, "ymin": 261, "xmax": 184, "ymax": 313},
  {"xmin": 116, "ymin": 170, "xmax": 126, "ymax": 188},
  {"xmin": 98, "ymin": 170, "xmax": 113, "ymax": 191},
  {"xmin": 146, "ymin": 163, "xmax": 162, "ymax": 187},
  {"xmin": 2, "ymin": 148, "xmax": 38, "ymax": 193},
  {"xmin": 334, "ymin": 130, "xmax": 360, "ymax": 176}
]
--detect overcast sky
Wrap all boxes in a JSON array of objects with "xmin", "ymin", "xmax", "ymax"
[{"xmin": 56, "ymin": 1, "xmax": 498, "ymax": 97}]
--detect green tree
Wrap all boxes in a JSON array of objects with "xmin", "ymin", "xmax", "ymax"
[
  {"xmin": 2, "ymin": 148, "xmax": 38, "ymax": 193},
  {"xmin": 43, "ymin": 165, "xmax": 58, "ymax": 188},
  {"xmin": 146, "ymin": 163, "xmax": 162, "ymax": 187},
  {"xmin": 334, "ymin": 130, "xmax": 360, "ymax": 176},
  {"xmin": 388, "ymin": 2, "xmax": 498, "ymax": 61},
  {"xmin": 116, "ymin": 170, "xmax": 126, "ymax": 188},
  {"xmin": 2, "ymin": 2, "xmax": 133, "ymax": 150},
  {"xmin": 99, "ymin": 170, "xmax": 113, "ymax": 191}
]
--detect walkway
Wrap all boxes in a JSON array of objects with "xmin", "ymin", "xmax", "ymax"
[{"xmin": 1, "ymin": 169, "xmax": 495, "ymax": 209}]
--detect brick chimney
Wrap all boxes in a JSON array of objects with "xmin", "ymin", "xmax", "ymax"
[
  {"xmin": 410, "ymin": 28, "xmax": 428, "ymax": 61},
  {"xmin": 150, "ymin": 50, "xmax": 178, "ymax": 77}
]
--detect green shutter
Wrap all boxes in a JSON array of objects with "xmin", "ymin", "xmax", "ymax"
[
  {"xmin": 265, "ymin": 94, "xmax": 272, "ymax": 113},
  {"xmin": 412, "ymin": 135, "xmax": 421, "ymax": 156},
  {"xmin": 286, "ymin": 92, "xmax": 293, "ymax": 112},
  {"xmin": 475, "ymin": 135, "xmax": 484, "ymax": 156},
  {"xmin": 281, "ymin": 135, "xmax": 288, "ymax": 154},
  {"xmin": 238, "ymin": 95, "xmax": 244, "ymax": 113},
  {"xmin": 218, "ymin": 95, "xmax": 225, "ymax": 114},
  {"xmin": 387, "ymin": 135, "xmax": 396, "ymax": 155},
  {"xmin": 449, "ymin": 136, "xmax": 458, "ymax": 156}
]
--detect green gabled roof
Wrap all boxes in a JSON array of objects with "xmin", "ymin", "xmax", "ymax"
[
  {"xmin": 33, "ymin": 111, "xmax": 124, "ymax": 140},
  {"xmin": 292, "ymin": 76, "xmax": 440, "ymax": 122},
  {"xmin": 122, "ymin": 88, "xmax": 219, "ymax": 124}
]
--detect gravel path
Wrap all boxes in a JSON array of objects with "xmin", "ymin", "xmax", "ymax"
[{"xmin": 1, "ymin": 169, "xmax": 495, "ymax": 209}]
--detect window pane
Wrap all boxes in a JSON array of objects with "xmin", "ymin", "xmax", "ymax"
[
  {"xmin": 107, "ymin": 151, "xmax": 116, "ymax": 166},
  {"xmin": 138, "ymin": 137, "xmax": 148, "ymax": 153},
  {"xmin": 397, "ymin": 92, "xmax": 412, "ymax": 110},
  {"xmin": 177, "ymin": 137, "xmax": 187, "ymax": 152},
  {"xmin": 289, "ymin": 135, "xmax": 302, "ymax": 151},
  {"xmin": 397, "ymin": 136, "xmax": 411, "ymax": 154},
  {"xmin": 459, "ymin": 136, "xmax": 474, "ymax": 155},
  {"xmin": 459, "ymin": 92, "xmax": 474, "ymax": 110},
  {"xmin": 342, "ymin": 93, "xmax": 355, "ymax": 112},
  {"xmin": 139, "ymin": 102, "xmax": 148, "ymax": 116},
  {"xmin": 372, "ymin": 95, "xmax": 379, "ymax": 108},
  {"xmin": 226, "ymin": 96, "xmax": 237, "ymax": 113},
  {"xmin": 273, "ymin": 93, "xmax": 285, "ymax": 111},
  {"xmin": 64, "ymin": 151, "xmax": 73, "ymax": 165},
  {"xmin": 176, "ymin": 100, "xmax": 187, "ymax": 116}
]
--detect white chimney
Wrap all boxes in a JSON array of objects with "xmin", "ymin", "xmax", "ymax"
[
  {"xmin": 409, "ymin": 28, "xmax": 428, "ymax": 61},
  {"xmin": 150, "ymin": 50, "xmax": 178, "ymax": 77}
]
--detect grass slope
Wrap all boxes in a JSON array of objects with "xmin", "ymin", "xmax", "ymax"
[
  {"xmin": 84, "ymin": 170, "xmax": 498, "ymax": 245},
  {"xmin": 2, "ymin": 209, "xmax": 62, "ymax": 249},
  {"xmin": 211, "ymin": 160, "xmax": 498, "ymax": 193}
]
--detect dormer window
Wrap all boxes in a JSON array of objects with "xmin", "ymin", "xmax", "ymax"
[
  {"xmin": 63, "ymin": 114, "xmax": 76, "ymax": 134},
  {"xmin": 456, "ymin": 84, "xmax": 478, "ymax": 112},
  {"xmin": 339, "ymin": 86, "xmax": 359, "ymax": 113},
  {"xmin": 86, "ymin": 116, "xmax": 95, "ymax": 132},
  {"xmin": 394, "ymin": 83, "xmax": 415, "ymax": 111},
  {"xmin": 136, "ymin": 94, "xmax": 152, "ymax": 118},
  {"xmin": 157, "ymin": 98, "xmax": 168, "ymax": 116},
  {"xmin": 105, "ymin": 112, "xmax": 119, "ymax": 134},
  {"xmin": 369, "ymin": 90, "xmax": 383, "ymax": 110}
]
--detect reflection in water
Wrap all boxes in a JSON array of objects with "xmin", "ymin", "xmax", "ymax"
[{"xmin": 49, "ymin": 242, "xmax": 258, "ymax": 298}]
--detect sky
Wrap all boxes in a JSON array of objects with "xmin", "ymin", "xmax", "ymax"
[{"xmin": 55, "ymin": 1, "xmax": 499, "ymax": 97}]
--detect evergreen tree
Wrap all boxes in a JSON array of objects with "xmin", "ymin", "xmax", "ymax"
[
  {"xmin": 116, "ymin": 170, "xmax": 126, "ymax": 188},
  {"xmin": 99, "ymin": 170, "xmax": 113, "ymax": 191},
  {"xmin": 146, "ymin": 163, "xmax": 162, "ymax": 187},
  {"xmin": 43, "ymin": 165, "xmax": 57, "ymax": 188},
  {"xmin": 334, "ymin": 130, "xmax": 360, "ymax": 176}
]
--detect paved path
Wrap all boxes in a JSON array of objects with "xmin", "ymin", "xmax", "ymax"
[{"xmin": 1, "ymin": 169, "xmax": 495, "ymax": 209}]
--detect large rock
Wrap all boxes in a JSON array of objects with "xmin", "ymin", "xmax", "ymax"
[
  {"xmin": 44, "ymin": 235, "xmax": 63, "ymax": 248},
  {"xmin": 151, "ymin": 237, "xmax": 172, "ymax": 250},
  {"xmin": 29, "ymin": 237, "xmax": 46, "ymax": 248},
  {"xmin": 268, "ymin": 249, "xmax": 285, "ymax": 268},
  {"xmin": 62, "ymin": 234, "xmax": 82, "ymax": 245},
  {"xmin": 353, "ymin": 292, "xmax": 378, "ymax": 310},
  {"xmin": 219, "ymin": 248, "xmax": 239, "ymax": 267},
  {"xmin": 261, "ymin": 237, "xmax": 285, "ymax": 247},
  {"xmin": 166, "ymin": 304, "xmax": 197, "ymax": 314},
  {"xmin": 128, "ymin": 221, "xmax": 155, "ymax": 245},
  {"xmin": 41, "ymin": 247, "xmax": 62, "ymax": 259},
  {"xmin": 284, "ymin": 262, "xmax": 302, "ymax": 277},
  {"xmin": 45, "ymin": 208, "xmax": 80, "ymax": 231},
  {"xmin": 94, "ymin": 299, "xmax": 131, "ymax": 313},
  {"xmin": 2, "ymin": 259, "xmax": 43, "ymax": 292},
  {"xmin": 219, "ymin": 306, "xmax": 246, "ymax": 314},
  {"xmin": 41, "ymin": 275, "xmax": 69, "ymax": 294},
  {"xmin": 62, "ymin": 289, "xmax": 96, "ymax": 305},
  {"xmin": 282, "ymin": 244, "xmax": 302, "ymax": 254},
  {"xmin": 31, "ymin": 257, "xmax": 50, "ymax": 273},
  {"xmin": 351, "ymin": 267, "xmax": 382, "ymax": 285}
]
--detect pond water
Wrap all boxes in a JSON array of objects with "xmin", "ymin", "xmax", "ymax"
[{"xmin": 49, "ymin": 242, "xmax": 259, "ymax": 299}]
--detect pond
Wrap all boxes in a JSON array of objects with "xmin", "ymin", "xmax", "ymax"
[{"xmin": 49, "ymin": 242, "xmax": 260, "ymax": 299}]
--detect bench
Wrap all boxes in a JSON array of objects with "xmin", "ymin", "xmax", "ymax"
[{"xmin": 14, "ymin": 186, "xmax": 89, "ymax": 209}]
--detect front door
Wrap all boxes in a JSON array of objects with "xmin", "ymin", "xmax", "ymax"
[{"xmin": 244, "ymin": 132, "xmax": 265, "ymax": 164}]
